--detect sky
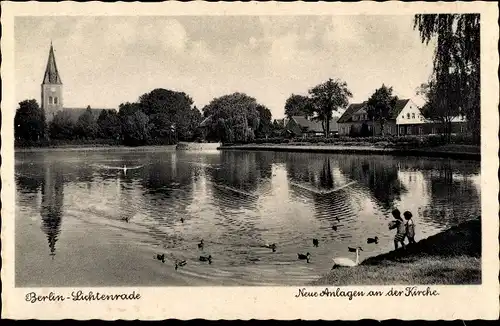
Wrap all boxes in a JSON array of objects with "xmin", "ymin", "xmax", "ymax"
[{"xmin": 15, "ymin": 15, "xmax": 435, "ymax": 119}]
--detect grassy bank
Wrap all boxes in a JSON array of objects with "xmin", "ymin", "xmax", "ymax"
[{"xmin": 312, "ymin": 218, "xmax": 481, "ymax": 285}]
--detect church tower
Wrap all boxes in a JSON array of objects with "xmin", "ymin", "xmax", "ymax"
[{"xmin": 41, "ymin": 42, "xmax": 63, "ymax": 121}]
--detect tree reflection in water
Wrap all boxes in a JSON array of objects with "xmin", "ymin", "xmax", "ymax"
[
  {"xmin": 423, "ymin": 160, "xmax": 481, "ymax": 227},
  {"xmin": 337, "ymin": 155, "xmax": 407, "ymax": 212},
  {"xmin": 286, "ymin": 155, "xmax": 358, "ymax": 224},
  {"xmin": 286, "ymin": 154, "xmax": 344, "ymax": 192},
  {"xmin": 205, "ymin": 151, "xmax": 274, "ymax": 249}
]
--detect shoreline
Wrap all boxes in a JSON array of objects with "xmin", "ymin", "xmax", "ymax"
[
  {"xmin": 14, "ymin": 142, "xmax": 479, "ymax": 160},
  {"xmin": 312, "ymin": 218, "xmax": 481, "ymax": 285},
  {"xmin": 14, "ymin": 144, "xmax": 177, "ymax": 153},
  {"xmin": 217, "ymin": 144, "xmax": 480, "ymax": 160},
  {"xmin": 14, "ymin": 143, "xmax": 220, "ymax": 153}
]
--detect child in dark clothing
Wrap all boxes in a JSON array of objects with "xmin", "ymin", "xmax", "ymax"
[
  {"xmin": 404, "ymin": 211, "xmax": 416, "ymax": 244},
  {"xmin": 389, "ymin": 209, "xmax": 406, "ymax": 250}
]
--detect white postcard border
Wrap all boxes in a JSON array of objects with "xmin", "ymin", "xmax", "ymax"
[{"xmin": 2, "ymin": 1, "xmax": 499, "ymax": 320}]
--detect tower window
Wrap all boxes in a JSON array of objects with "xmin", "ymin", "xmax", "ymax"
[
  {"xmin": 49, "ymin": 96, "xmax": 53, "ymax": 104},
  {"xmin": 54, "ymin": 97, "xmax": 58, "ymax": 104}
]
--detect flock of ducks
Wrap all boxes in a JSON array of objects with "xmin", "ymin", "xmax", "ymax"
[
  {"xmin": 154, "ymin": 216, "xmax": 381, "ymax": 271},
  {"xmin": 155, "ymin": 239, "xmax": 213, "ymax": 270}
]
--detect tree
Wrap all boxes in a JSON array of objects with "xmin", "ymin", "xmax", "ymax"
[
  {"xmin": 138, "ymin": 88, "xmax": 198, "ymax": 143},
  {"xmin": 366, "ymin": 84, "xmax": 398, "ymax": 136},
  {"xmin": 414, "ymin": 14, "xmax": 480, "ymax": 144},
  {"xmin": 202, "ymin": 93, "xmax": 262, "ymax": 143},
  {"xmin": 255, "ymin": 104, "xmax": 273, "ymax": 139},
  {"xmin": 122, "ymin": 111, "xmax": 150, "ymax": 146},
  {"xmin": 49, "ymin": 110, "xmax": 75, "ymax": 140},
  {"xmin": 284, "ymin": 94, "xmax": 314, "ymax": 119},
  {"xmin": 139, "ymin": 88, "xmax": 194, "ymax": 116},
  {"xmin": 175, "ymin": 106, "xmax": 203, "ymax": 141},
  {"xmin": 97, "ymin": 109, "xmax": 122, "ymax": 140},
  {"xmin": 271, "ymin": 119, "xmax": 285, "ymax": 137},
  {"xmin": 308, "ymin": 78, "xmax": 352, "ymax": 137},
  {"xmin": 118, "ymin": 102, "xmax": 142, "ymax": 118},
  {"xmin": 360, "ymin": 122, "xmax": 370, "ymax": 137},
  {"xmin": 15, "ymin": 99, "xmax": 46, "ymax": 142},
  {"xmin": 148, "ymin": 112, "xmax": 175, "ymax": 143},
  {"xmin": 75, "ymin": 106, "xmax": 98, "ymax": 139}
]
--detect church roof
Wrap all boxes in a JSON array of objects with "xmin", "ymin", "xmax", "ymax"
[
  {"xmin": 62, "ymin": 107, "xmax": 116, "ymax": 122},
  {"xmin": 43, "ymin": 43, "xmax": 62, "ymax": 85}
]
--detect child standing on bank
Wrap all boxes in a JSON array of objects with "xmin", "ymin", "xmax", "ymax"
[
  {"xmin": 404, "ymin": 211, "xmax": 416, "ymax": 245},
  {"xmin": 389, "ymin": 209, "xmax": 406, "ymax": 250}
]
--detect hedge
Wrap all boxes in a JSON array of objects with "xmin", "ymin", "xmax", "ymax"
[{"xmin": 229, "ymin": 134, "xmax": 475, "ymax": 148}]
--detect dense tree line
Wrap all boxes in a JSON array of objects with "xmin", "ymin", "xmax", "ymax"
[
  {"xmin": 15, "ymin": 89, "xmax": 280, "ymax": 147},
  {"xmin": 15, "ymin": 88, "xmax": 204, "ymax": 146}
]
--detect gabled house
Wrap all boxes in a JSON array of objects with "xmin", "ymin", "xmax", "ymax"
[
  {"xmin": 338, "ymin": 99, "xmax": 428, "ymax": 136},
  {"xmin": 285, "ymin": 116, "xmax": 339, "ymax": 138}
]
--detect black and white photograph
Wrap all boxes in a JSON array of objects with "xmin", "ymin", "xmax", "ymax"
[{"xmin": 2, "ymin": 1, "xmax": 498, "ymax": 321}]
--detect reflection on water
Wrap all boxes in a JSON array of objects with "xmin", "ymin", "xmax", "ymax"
[
  {"xmin": 40, "ymin": 162, "xmax": 64, "ymax": 258},
  {"xmin": 15, "ymin": 148, "xmax": 481, "ymax": 286}
]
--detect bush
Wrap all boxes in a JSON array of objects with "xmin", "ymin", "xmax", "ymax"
[{"xmin": 215, "ymin": 133, "xmax": 476, "ymax": 148}]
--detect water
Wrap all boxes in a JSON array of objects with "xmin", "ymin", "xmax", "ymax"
[{"xmin": 15, "ymin": 146, "xmax": 481, "ymax": 286}]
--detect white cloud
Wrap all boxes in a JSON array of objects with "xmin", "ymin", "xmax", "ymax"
[{"xmin": 159, "ymin": 19, "xmax": 188, "ymax": 53}]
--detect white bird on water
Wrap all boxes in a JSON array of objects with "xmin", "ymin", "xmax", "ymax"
[
  {"xmin": 332, "ymin": 247, "xmax": 363, "ymax": 268},
  {"xmin": 95, "ymin": 164, "xmax": 145, "ymax": 175}
]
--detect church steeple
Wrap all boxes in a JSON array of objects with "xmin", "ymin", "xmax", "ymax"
[
  {"xmin": 43, "ymin": 42, "xmax": 62, "ymax": 84},
  {"xmin": 41, "ymin": 42, "xmax": 63, "ymax": 120}
]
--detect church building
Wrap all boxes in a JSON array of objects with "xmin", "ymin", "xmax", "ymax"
[{"xmin": 41, "ymin": 43, "xmax": 113, "ymax": 122}]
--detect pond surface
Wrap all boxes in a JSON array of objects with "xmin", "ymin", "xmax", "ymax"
[{"xmin": 15, "ymin": 147, "xmax": 481, "ymax": 286}]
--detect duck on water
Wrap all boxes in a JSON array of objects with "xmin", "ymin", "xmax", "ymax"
[
  {"xmin": 264, "ymin": 243, "xmax": 277, "ymax": 252},
  {"xmin": 175, "ymin": 260, "xmax": 187, "ymax": 270},
  {"xmin": 199, "ymin": 255, "xmax": 212, "ymax": 264},
  {"xmin": 298, "ymin": 252, "xmax": 311, "ymax": 263}
]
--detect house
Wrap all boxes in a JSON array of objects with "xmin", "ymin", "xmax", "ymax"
[
  {"xmin": 337, "ymin": 102, "xmax": 370, "ymax": 136},
  {"xmin": 285, "ymin": 116, "xmax": 339, "ymax": 138},
  {"xmin": 420, "ymin": 116, "xmax": 468, "ymax": 135},
  {"xmin": 338, "ymin": 99, "xmax": 429, "ymax": 136}
]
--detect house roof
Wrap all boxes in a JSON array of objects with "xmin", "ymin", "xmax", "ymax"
[
  {"xmin": 338, "ymin": 99, "xmax": 411, "ymax": 123},
  {"xmin": 389, "ymin": 99, "xmax": 411, "ymax": 119},
  {"xmin": 338, "ymin": 102, "xmax": 367, "ymax": 123},
  {"xmin": 291, "ymin": 116, "xmax": 339, "ymax": 133},
  {"xmin": 43, "ymin": 44, "xmax": 62, "ymax": 85}
]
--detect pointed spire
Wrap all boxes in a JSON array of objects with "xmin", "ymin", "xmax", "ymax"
[{"xmin": 43, "ymin": 43, "xmax": 62, "ymax": 84}]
